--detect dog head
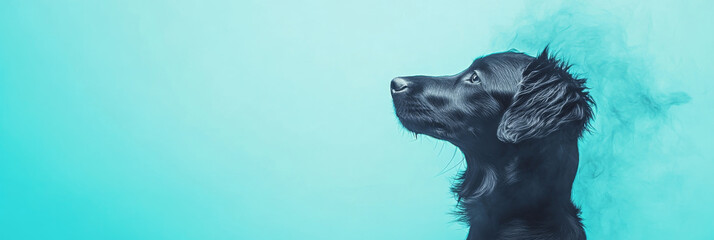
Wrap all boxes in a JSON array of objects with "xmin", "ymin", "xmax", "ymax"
[{"xmin": 391, "ymin": 48, "xmax": 593, "ymax": 148}]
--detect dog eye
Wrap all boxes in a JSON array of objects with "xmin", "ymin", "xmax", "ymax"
[{"xmin": 468, "ymin": 71, "xmax": 481, "ymax": 84}]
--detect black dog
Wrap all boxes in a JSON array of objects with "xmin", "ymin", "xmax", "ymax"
[{"xmin": 391, "ymin": 48, "xmax": 593, "ymax": 240}]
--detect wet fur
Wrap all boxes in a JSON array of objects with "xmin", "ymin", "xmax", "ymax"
[{"xmin": 391, "ymin": 48, "xmax": 593, "ymax": 240}]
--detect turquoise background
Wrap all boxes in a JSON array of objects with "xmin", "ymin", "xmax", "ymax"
[{"xmin": 1, "ymin": 0, "xmax": 713, "ymax": 239}]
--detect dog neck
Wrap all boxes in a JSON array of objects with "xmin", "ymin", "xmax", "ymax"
[{"xmin": 456, "ymin": 134, "xmax": 585, "ymax": 240}]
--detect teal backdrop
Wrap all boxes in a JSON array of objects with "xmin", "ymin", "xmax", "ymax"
[{"xmin": 1, "ymin": 0, "xmax": 713, "ymax": 239}]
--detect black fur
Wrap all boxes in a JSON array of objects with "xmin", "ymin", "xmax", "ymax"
[{"xmin": 391, "ymin": 47, "xmax": 593, "ymax": 240}]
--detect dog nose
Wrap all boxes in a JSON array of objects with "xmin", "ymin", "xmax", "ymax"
[{"xmin": 391, "ymin": 77, "xmax": 409, "ymax": 94}]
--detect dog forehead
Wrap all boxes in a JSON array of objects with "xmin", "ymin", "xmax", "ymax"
[
  {"xmin": 469, "ymin": 52, "xmax": 533, "ymax": 92},
  {"xmin": 471, "ymin": 52, "xmax": 533, "ymax": 71}
]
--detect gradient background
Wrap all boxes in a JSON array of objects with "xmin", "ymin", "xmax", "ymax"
[{"xmin": 1, "ymin": 0, "xmax": 713, "ymax": 239}]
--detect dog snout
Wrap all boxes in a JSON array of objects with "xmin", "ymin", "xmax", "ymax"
[{"xmin": 391, "ymin": 77, "xmax": 409, "ymax": 94}]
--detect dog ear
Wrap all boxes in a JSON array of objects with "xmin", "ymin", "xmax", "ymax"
[{"xmin": 497, "ymin": 47, "xmax": 594, "ymax": 143}]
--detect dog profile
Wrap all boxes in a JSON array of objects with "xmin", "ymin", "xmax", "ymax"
[{"xmin": 391, "ymin": 48, "xmax": 593, "ymax": 240}]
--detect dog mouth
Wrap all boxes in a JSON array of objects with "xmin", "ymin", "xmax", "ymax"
[{"xmin": 393, "ymin": 100, "xmax": 449, "ymax": 138}]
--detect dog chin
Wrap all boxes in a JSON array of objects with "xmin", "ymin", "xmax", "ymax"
[{"xmin": 400, "ymin": 122, "xmax": 450, "ymax": 140}]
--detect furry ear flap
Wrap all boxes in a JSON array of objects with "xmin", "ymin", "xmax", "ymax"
[{"xmin": 497, "ymin": 47, "xmax": 594, "ymax": 143}]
